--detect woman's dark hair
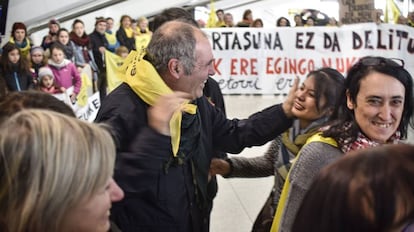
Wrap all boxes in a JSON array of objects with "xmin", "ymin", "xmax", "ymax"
[
  {"xmin": 151, "ymin": 7, "xmax": 198, "ymax": 31},
  {"xmin": 119, "ymin": 15, "xmax": 132, "ymax": 26},
  {"xmin": 276, "ymin": 17, "xmax": 291, "ymax": 27},
  {"xmin": 308, "ymin": 67, "xmax": 345, "ymax": 114},
  {"xmin": 251, "ymin": 18, "xmax": 263, "ymax": 27},
  {"xmin": 49, "ymin": 42, "xmax": 65, "ymax": 54},
  {"xmin": 0, "ymin": 42, "xmax": 30, "ymax": 74},
  {"xmin": 323, "ymin": 56, "xmax": 414, "ymax": 143},
  {"xmin": 56, "ymin": 28, "xmax": 69, "ymax": 38},
  {"xmin": 292, "ymin": 144, "xmax": 414, "ymax": 232},
  {"xmin": 242, "ymin": 9, "xmax": 252, "ymax": 20}
]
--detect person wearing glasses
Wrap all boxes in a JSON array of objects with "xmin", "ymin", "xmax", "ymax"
[
  {"xmin": 270, "ymin": 56, "xmax": 414, "ymax": 231},
  {"xmin": 292, "ymin": 144, "xmax": 414, "ymax": 232}
]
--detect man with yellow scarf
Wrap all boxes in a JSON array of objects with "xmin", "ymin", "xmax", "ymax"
[{"xmin": 95, "ymin": 20, "xmax": 297, "ymax": 232}]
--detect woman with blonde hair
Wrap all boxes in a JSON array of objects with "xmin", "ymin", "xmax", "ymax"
[{"xmin": 0, "ymin": 109, "xmax": 124, "ymax": 232}]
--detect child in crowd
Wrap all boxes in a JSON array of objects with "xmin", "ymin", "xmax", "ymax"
[
  {"xmin": 29, "ymin": 46, "xmax": 47, "ymax": 85},
  {"xmin": 48, "ymin": 43, "xmax": 81, "ymax": 103},
  {"xmin": 38, "ymin": 66, "xmax": 65, "ymax": 94},
  {"xmin": 0, "ymin": 43, "xmax": 33, "ymax": 92},
  {"xmin": 115, "ymin": 45, "xmax": 129, "ymax": 58}
]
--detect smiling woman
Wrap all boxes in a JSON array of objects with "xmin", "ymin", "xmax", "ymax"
[
  {"xmin": 209, "ymin": 67, "xmax": 345, "ymax": 232},
  {"xmin": 271, "ymin": 56, "xmax": 414, "ymax": 232}
]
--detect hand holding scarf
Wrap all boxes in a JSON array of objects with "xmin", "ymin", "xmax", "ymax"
[{"xmin": 120, "ymin": 51, "xmax": 197, "ymax": 156}]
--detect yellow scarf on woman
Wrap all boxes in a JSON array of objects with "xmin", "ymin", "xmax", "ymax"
[
  {"xmin": 119, "ymin": 51, "xmax": 197, "ymax": 156},
  {"xmin": 9, "ymin": 37, "xmax": 31, "ymax": 58}
]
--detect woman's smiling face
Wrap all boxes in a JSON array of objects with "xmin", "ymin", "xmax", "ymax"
[
  {"xmin": 347, "ymin": 71, "xmax": 405, "ymax": 143},
  {"xmin": 292, "ymin": 75, "xmax": 326, "ymax": 128}
]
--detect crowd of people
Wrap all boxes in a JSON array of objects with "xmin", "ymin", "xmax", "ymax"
[
  {"xmin": 0, "ymin": 5, "xmax": 414, "ymax": 232},
  {"xmin": 204, "ymin": 8, "xmax": 414, "ymax": 28},
  {"xmin": 0, "ymin": 14, "xmax": 153, "ymax": 101}
]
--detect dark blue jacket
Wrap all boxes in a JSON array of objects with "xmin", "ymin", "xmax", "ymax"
[{"xmin": 1, "ymin": 69, "xmax": 33, "ymax": 92}]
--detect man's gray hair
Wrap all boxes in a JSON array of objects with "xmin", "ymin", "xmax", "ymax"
[{"xmin": 146, "ymin": 21, "xmax": 198, "ymax": 75}]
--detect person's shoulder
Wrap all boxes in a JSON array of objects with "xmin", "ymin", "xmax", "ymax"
[
  {"xmin": 289, "ymin": 141, "xmax": 342, "ymax": 185},
  {"xmin": 96, "ymin": 83, "xmax": 146, "ymax": 123},
  {"xmin": 101, "ymin": 83, "xmax": 144, "ymax": 108},
  {"xmin": 293, "ymin": 140, "xmax": 342, "ymax": 174},
  {"xmin": 300, "ymin": 140, "xmax": 341, "ymax": 159}
]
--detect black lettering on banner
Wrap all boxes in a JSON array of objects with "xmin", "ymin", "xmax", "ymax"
[
  {"xmin": 296, "ymin": 32, "xmax": 304, "ymax": 49},
  {"xmin": 296, "ymin": 32, "xmax": 315, "ymax": 49},
  {"xmin": 324, "ymin": 32, "xmax": 341, "ymax": 52},
  {"xmin": 275, "ymin": 77, "xmax": 295, "ymax": 93},
  {"xmin": 92, "ymin": 98, "xmax": 100, "ymax": 110},
  {"xmin": 352, "ymin": 29, "xmax": 414, "ymax": 53},
  {"xmin": 305, "ymin": 32, "xmax": 315, "ymax": 49},
  {"xmin": 218, "ymin": 78, "xmax": 261, "ymax": 90},
  {"xmin": 364, "ymin": 30, "xmax": 373, "ymax": 49},
  {"xmin": 211, "ymin": 31, "xmax": 283, "ymax": 51},
  {"xmin": 264, "ymin": 32, "xmax": 283, "ymax": 50},
  {"xmin": 353, "ymin": 31, "xmax": 362, "ymax": 49}
]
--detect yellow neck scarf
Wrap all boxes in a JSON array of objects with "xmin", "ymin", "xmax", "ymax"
[
  {"xmin": 124, "ymin": 27, "xmax": 134, "ymax": 38},
  {"xmin": 119, "ymin": 51, "xmax": 197, "ymax": 156},
  {"xmin": 105, "ymin": 31, "xmax": 117, "ymax": 45},
  {"xmin": 10, "ymin": 37, "xmax": 31, "ymax": 58}
]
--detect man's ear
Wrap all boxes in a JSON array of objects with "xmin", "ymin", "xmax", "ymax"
[
  {"xmin": 346, "ymin": 90, "xmax": 355, "ymax": 110},
  {"xmin": 168, "ymin": 58, "xmax": 180, "ymax": 79}
]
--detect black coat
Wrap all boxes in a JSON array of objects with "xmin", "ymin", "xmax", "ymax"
[
  {"xmin": 95, "ymin": 83, "xmax": 292, "ymax": 232},
  {"xmin": 1, "ymin": 69, "xmax": 33, "ymax": 91},
  {"xmin": 116, "ymin": 28, "xmax": 136, "ymax": 52},
  {"xmin": 89, "ymin": 30, "xmax": 108, "ymax": 72}
]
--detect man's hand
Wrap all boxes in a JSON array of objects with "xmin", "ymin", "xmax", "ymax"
[
  {"xmin": 147, "ymin": 91, "xmax": 192, "ymax": 136},
  {"xmin": 282, "ymin": 77, "xmax": 299, "ymax": 118}
]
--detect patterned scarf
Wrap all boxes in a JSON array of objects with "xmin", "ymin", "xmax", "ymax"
[
  {"xmin": 339, "ymin": 122, "xmax": 401, "ymax": 153},
  {"xmin": 278, "ymin": 118, "xmax": 326, "ymax": 179},
  {"xmin": 69, "ymin": 31, "xmax": 91, "ymax": 63}
]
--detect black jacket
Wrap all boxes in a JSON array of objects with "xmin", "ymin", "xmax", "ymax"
[
  {"xmin": 116, "ymin": 28, "xmax": 136, "ymax": 52},
  {"xmin": 95, "ymin": 83, "xmax": 292, "ymax": 232},
  {"xmin": 1, "ymin": 69, "xmax": 33, "ymax": 91},
  {"xmin": 89, "ymin": 30, "xmax": 108, "ymax": 72}
]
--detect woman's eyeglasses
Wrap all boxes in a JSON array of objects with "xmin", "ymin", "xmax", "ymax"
[{"xmin": 359, "ymin": 57, "xmax": 405, "ymax": 68}]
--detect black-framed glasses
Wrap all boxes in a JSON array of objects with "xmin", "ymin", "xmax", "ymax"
[{"xmin": 359, "ymin": 56, "xmax": 405, "ymax": 68}]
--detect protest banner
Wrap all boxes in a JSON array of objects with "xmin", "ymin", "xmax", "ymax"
[{"xmin": 203, "ymin": 23, "xmax": 414, "ymax": 95}]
